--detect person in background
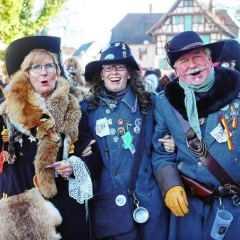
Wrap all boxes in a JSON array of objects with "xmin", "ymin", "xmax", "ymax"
[
  {"xmin": 144, "ymin": 69, "xmax": 159, "ymax": 93},
  {"xmin": 64, "ymin": 57, "xmax": 90, "ymax": 100},
  {"xmin": 0, "ymin": 64, "xmax": 9, "ymax": 98},
  {"xmin": 144, "ymin": 69, "xmax": 164, "ymax": 93},
  {"xmin": 154, "ymin": 68, "xmax": 162, "ymax": 80},
  {"xmin": 152, "ymin": 30, "xmax": 240, "ymax": 239},
  {"xmin": 137, "ymin": 63, "xmax": 146, "ymax": 76},
  {"xmin": 81, "ymin": 41, "xmax": 171, "ymax": 239},
  {"xmin": 168, "ymin": 71, "xmax": 176, "ymax": 81},
  {"xmin": 0, "ymin": 36, "xmax": 102, "ymax": 240},
  {"xmin": 214, "ymin": 39, "xmax": 240, "ymax": 71}
]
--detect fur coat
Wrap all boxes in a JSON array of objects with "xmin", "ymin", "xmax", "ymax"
[
  {"xmin": 0, "ymin": 71, "xmax": 81, "ymax": 198},
  {"xmin": 165, "ymin": 67, "xmax": 240, "ymax": 119}
]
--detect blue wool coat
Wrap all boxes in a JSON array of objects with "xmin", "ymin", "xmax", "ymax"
[
  {"xmin": 152, "ymin": 67, "xmax": 240, "ymax": 240},
  {"xmin": 81, "ymin": 87, "xmax": 169, "ymax": 240}
]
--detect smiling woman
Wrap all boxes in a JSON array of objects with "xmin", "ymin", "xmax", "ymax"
[{"xmin": 81, "ymin": 41, "xmax": 169, "ymax": 239}]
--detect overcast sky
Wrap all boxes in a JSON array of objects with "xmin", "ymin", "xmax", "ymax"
[{"xmin": 47, "ymin": 0, "xmax": 239, "ymax": 48}]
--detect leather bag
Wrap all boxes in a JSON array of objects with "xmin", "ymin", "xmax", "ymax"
[{"xmin": 180, "ymin": 173, "xmax": 216, "ymax": 204}]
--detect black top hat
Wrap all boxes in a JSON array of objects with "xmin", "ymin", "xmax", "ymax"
[
  {"xmin": 165, "ymin": 31, "xmax": 225, "ymax": 68},
  {"xmin": 5, "ymin": 36, "xmax": 66, "ymax": 77},
  {"xmin": 85, "ymin": 41, "xmax": 139, "ymax": 82}
]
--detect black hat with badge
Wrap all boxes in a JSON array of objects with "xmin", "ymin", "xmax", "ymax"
[
  {"xmin": 5, "ymin": 35, "xmax": 67, "ymax": 78},
  {"xmin": 165, "ymin": 31, "xmax": 225, "ymax": 68},
  {"xmin": 85, "ymin": 41, "xmax": 140, "ymax": 82}
]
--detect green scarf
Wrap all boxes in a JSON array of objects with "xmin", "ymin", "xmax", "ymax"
[{"xmin": 179, "ymin": 67, "xmax": 215, "ymax": 140}]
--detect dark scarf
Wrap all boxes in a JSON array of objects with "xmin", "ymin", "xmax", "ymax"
[
  {"xmin": 165, "ymin": 67, "xmax": 240, "ymax": 119},
  {"xmin": 104, "ymin": 86, "xmax": 129, "ymax": 102}
]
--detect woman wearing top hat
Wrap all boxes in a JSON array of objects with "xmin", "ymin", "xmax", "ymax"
[
  {"xmin": 0, "ymin": 36, "xmax": 102, "ymax": 239},
  {"xmin": 81, "ymin": 42, "xmax": 170, "ymax": 240}
]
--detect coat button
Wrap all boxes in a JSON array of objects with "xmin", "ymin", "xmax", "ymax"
[
  {"xmin": 112, "ymin": 171, "xmax": 117, "ymax": 177},
  {"xmin": 197, "ymin": 161, "xmax": 202, "ymax": 167},
  {"xmin": 235, "ymin": 158, "xmax": 238, "ymax": 163},
  {"xmin": 104, "ymin": 148, "xmax": 109, "ymax": 152},
  {"xmin": 148, "ymin": 192, "xmax": 152, "ymax": 196},
  {"xmin": 144, "ymin": 168, "xmax": 148, "ymax": 172}
]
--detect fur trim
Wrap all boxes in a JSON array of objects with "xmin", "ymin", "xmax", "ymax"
[
  {"xmin": 0, "ymin": 188, "xmax": 62, "ymax": 239},
  {"xmin": 46, "ymin": 77, "xmax": 81, "ymax": 141},
  {"xmin": 0, "ymin": 71, "xmax": 52, "ymax": 136},
  {"xmin": 165, "ymin": 67, "xmax": 240, "ymax": 119},
  {"xmin": 0, "ymin": 71, "xmax": 82, "ymax": 198}
]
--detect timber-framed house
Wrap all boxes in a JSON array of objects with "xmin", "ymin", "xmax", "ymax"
[{"xmin": 146, "ymin": 0, "xmax": 240, "ymax": 72}]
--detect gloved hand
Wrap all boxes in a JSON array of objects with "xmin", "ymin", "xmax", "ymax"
[{"xmin": 164, "ymin": 186, "xmax": 189, "ymax": 217}]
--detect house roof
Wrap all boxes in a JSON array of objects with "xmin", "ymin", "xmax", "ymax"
[
  {"xmin": 146, "ymin": 0, "xmax": 238, "ymax": 38},
  {"xmin": 109, "ymin": 13, "xmax": 163, "ymax": 44},
  {"xmin": 73, "ymin": 41, "xmax": 94, "ymax": 56}
]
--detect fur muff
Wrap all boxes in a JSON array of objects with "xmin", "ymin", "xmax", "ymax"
[
  {"xmin": 0, "ymin": 187, "xmax": 62, "ymax": 240},
  {"xmin": 0, "ymin": 71, "xmax": 81, "ymax": 198}
]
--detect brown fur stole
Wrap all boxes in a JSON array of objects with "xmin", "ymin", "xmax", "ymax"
[{"xmin": 0, "ymin": 71, "xmax": 81, "ymax": 198}]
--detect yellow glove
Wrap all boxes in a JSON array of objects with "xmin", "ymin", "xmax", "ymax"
[
  {"xmin": 1, "ymin": 127, "xmax": 8, "ymax": 143},
  {"xmin": 164, "ymin": 186, "xmax": 189, "ymax": 217}
]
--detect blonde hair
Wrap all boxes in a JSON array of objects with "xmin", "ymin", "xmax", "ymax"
[{"xmin": 20, "ymin": 49, "xmax": 60, "ymax": 76}]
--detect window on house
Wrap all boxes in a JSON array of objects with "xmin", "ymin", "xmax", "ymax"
[
  {"xmin": 183, "ymin": 0, "xmax": 193, "ymax": 7},
  {"xmin": 173, "ymin": 16, "xmax": 184, "ymax": 24},
  {"xmin": 138, "ymin": 48, "xmax": 148, "ymax": 60},
  {"xmin": 193, "ymin": 15, "xmax": 203, "ymax": 23}
]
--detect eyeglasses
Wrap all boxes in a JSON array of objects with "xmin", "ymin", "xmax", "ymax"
[
  {"xmin": 102, "ymin": 64, "xmax": 126, "ymax": 72},
  {"xmin": 29, "ymin": 63, "xmax": 57, "ymax": 73},
  {"xmin": 220, "ymin": 61, "xmax": 236, "ymax": 68}
]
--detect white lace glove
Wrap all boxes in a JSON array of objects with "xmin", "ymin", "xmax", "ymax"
[{"xmin": 67, "ymin": 156, "xmax": 93, "ymax": 203}]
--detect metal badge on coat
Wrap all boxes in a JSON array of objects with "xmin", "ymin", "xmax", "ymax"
[{"xmin": 115, "ymin": 195, "xmax": 126, "ymax": 206}]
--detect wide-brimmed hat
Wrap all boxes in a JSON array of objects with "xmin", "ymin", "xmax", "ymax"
[
  {"xmin": 5, "ymin": 36, "xmax": 66, "ymax": 77},
  {"xmin": 85, "ymin": 41, "xmax": 139, "ymax": 82},
  {"xmin": 165, "ymin": 31, "xmax": 225, "ymax": 68}
]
